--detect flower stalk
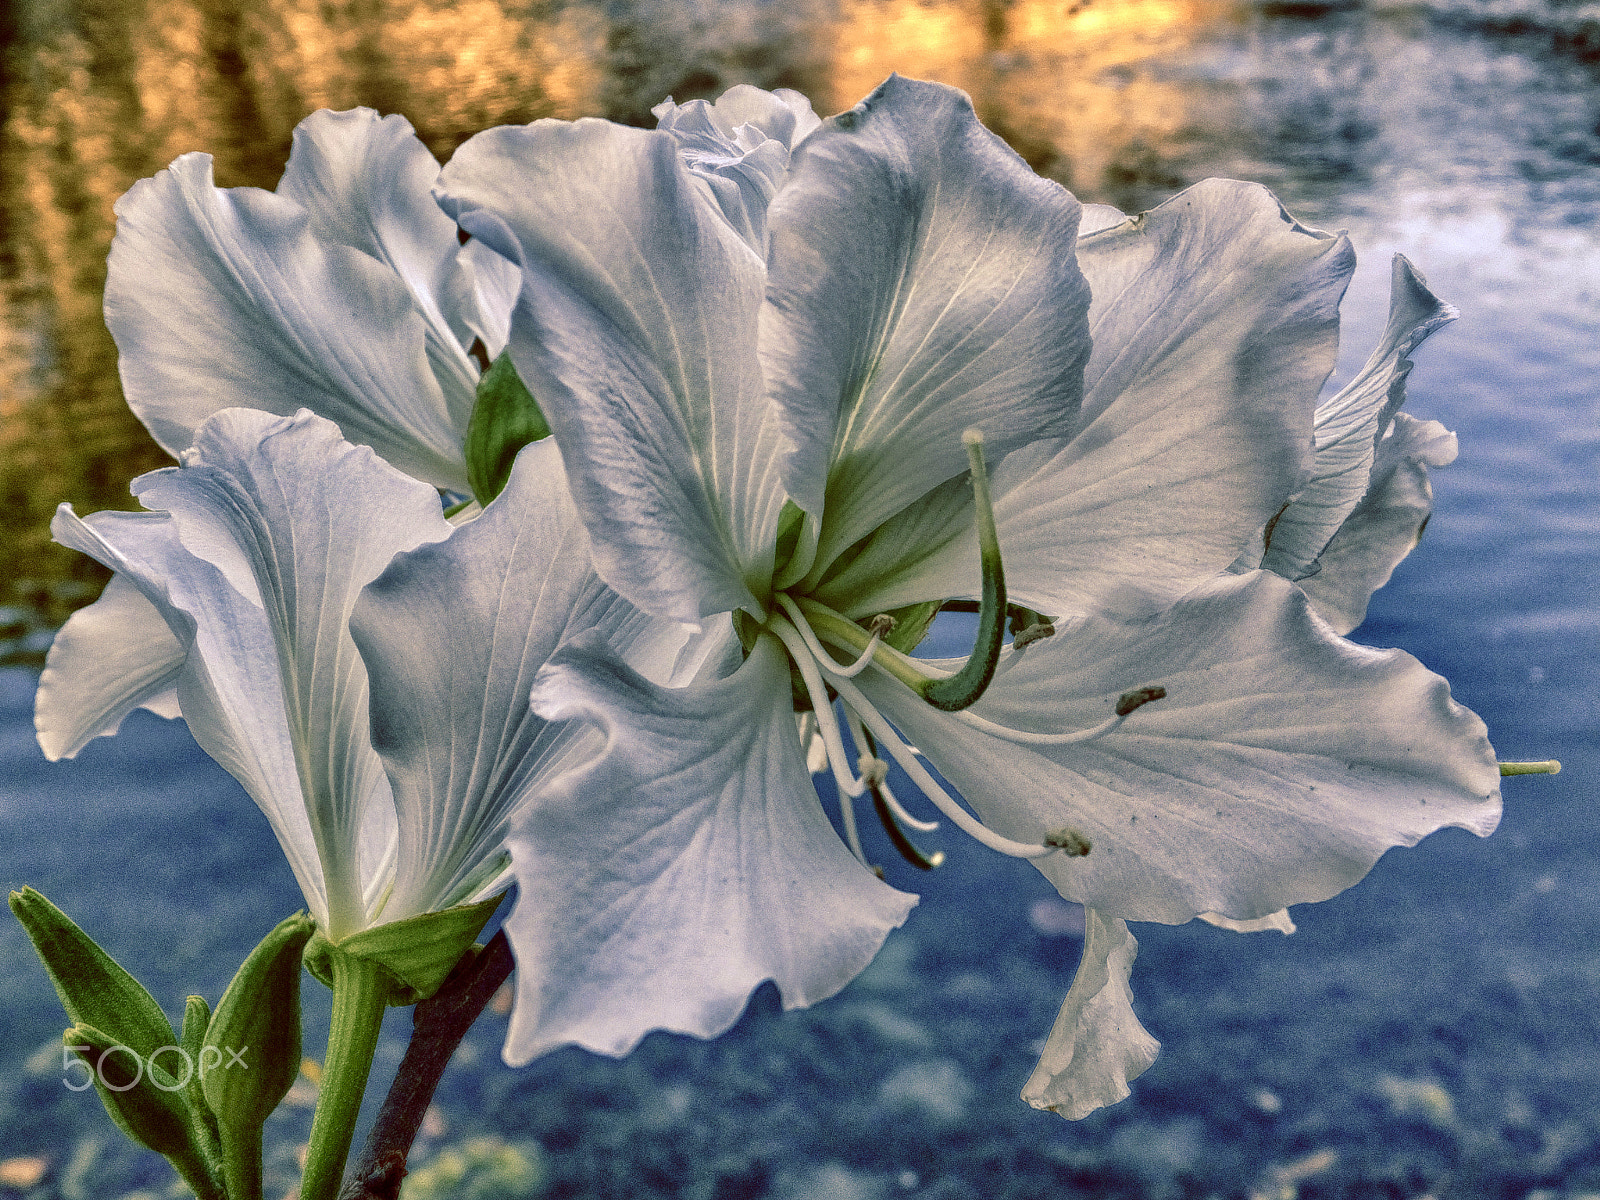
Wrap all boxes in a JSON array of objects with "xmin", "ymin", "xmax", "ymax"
[{"xmin": 300, "ymin": 951, "xmax": 395, "ymax": 1200}]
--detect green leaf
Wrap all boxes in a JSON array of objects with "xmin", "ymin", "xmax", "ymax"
[
  {"xmin": 303, "ymin": 892, "xmax": 506, "ymax": 1006},
  {"xmin": 465, "ymin": 350, "xmax": 549, "ymax": 505},
  {"xmin": 10, "ymin": 887, "xmax": 176, "ymax": 1058}
]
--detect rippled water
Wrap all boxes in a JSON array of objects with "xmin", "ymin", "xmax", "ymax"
[{"xmin": 2, "ymin": 0, "xmax": 1599, "ymax": 1195}]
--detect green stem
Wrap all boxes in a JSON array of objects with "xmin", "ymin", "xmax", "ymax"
[
  {"xmin": 217, "ymin": 1121, "xmax": 264, "ymax": 1200},
  {"xmin": 792, "ymin": 597, "xmax": 935, "ymax": 693},
  {"xmin": 301, "ymin": 953, "xmax": 391, "ymax": 1200}
]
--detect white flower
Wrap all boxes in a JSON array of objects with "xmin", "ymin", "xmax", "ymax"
[
  {"xmin": 106, "ymin": 109, "xmax": 518, "ymax": 492},
  {"xmin": 33, "ymin": 407, "xmax": 636, "ymax": 948},
  {"xmin": 435, "ymin": 71, "xmax": 1500, "ymax": 1116}
]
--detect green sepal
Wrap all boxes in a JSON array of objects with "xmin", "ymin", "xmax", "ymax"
[
  {"xmin": 201, "ymin": 912, "xmax": 314, "ymax": 1127},
  {"xmin": 878, "ymin": 600, "xmax": 941, "ymax": 656},
  {"xmin": 465, "ymin": 350, "xmax": 549, "ymax": 505},
  {"xmin": 303, "ymin": 892, "xmax": 506, "ymax": 1006},
  {"xmin": 64, "ymin": 1024, "xmax": 223, "ymax": 1200},
  {"xmin": 10, "ymin": 887, "xmax": 176, "ymax": 1058}
]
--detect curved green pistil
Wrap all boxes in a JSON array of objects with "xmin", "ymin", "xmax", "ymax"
[{"xmin": 922, "ymin": 431, "xmax": 1007, "ymax": 712}]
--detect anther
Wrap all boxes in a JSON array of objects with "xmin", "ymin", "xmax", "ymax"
[
  {"xmin": 1499, "ymin": 760, "xmax": 1562, "ymax": 776},
  {"xmin": 857, "ymin": 754, "xmax": 889, "ymax": 788},
  {"xmin": 1044, "ymin": 830, "xmax": 1092, "ymax": 857},
  {"xmin": 1116, "ymin": 685, "xmax": 1166, "ymax": 717},
  {"xmin": 868, "ymin": 613, "xmax": 897, "ymax": 638},
  {"xmin": 1011, "ymin": 622, "xmax": 1055, "ymax": 650}
]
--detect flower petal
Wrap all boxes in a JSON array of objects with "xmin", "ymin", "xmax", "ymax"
[
  {"xmin": 762, "ymin": 75, "xmax": 1090, "ymax": 571},
  {"xmin": 275, "ymin": 108, "xmax": 485, "ymax": 422},
  {"xmin": 1260, "ymin": 254, "xmax": 1457, "ymax": 583},
  {"xmin": 36, "ymin": 534, "xmax": 183, "ymax": 761},
  {"xmin": 502, "ymin": 631, "xmax": 916, "ymax": 1063},
  {"xmin": 136, "ymin": 408, "xmax": 452, "ymax": 937},
  {"xmin": 107, "ymin": 150, "xmax": 468, "ymax": 489},
  {"xmin": 1296, "ymin": 413, "xmax": 1458, "ymax": 634},
  {"xmin": 993, "ymin": 181, "xmax": 1355, "ymax": 616},
  {"xmin": 437, "ymin": 119, "xmax": 788, "ymax": 621},
  {"xmin": 352, "ymin": 439, "xmax": 666, "ymax": 923},
  {"xmin": 42, "ymin": 502, "xmax": 331, "ymax": 926},
  {"xmin": 859, "ymin": 570, "xmax": 1500, "ymax": 925},
  {"xmin": 810, "ymin": 179, "xmax": 1358, "ymax": 620},
  {"xmin": 1021, "ymin": 908, "xmax": 1159, "ymax": 1120}
]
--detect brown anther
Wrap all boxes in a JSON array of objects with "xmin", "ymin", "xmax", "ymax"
[
  {"xmin": 1115, "ymin": 685, "xmax": 1167, "ymax": 717},
  {"xmin": 1044, "ymin": 830, "xmax": 1092, "ymax": 857},
  {"xmin": 1011, "ymin": 622, "xmax": 1056, "ymax": 650},
  {"xmin": 868, "ymin": 613, "xmax": 897, "ymax": 637}
]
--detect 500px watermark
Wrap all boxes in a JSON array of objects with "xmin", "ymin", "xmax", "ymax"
[{"xmin": 63, "ymin": 1044, "xmax": 249, "ymax": 1092}]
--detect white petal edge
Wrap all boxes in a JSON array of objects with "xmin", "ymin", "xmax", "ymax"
[
  {"xmin": 35, "ymin": 570, "xmax": 183, "ymax": 761},
  {"xmin": 1261, "ymin": 254, "xmax": 1457, "ymax": 582}
]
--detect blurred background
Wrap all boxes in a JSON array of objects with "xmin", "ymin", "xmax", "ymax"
[{"xmin": 2, "ymin": 0, "xmax": 1599, "ymax": 1196}]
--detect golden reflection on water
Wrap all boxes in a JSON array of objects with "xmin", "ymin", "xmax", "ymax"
[{"xmin": 0, "ymin": 0, "xmax": 1238, "ymax": 623}]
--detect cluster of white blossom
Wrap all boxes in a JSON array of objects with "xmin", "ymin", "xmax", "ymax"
[{"xmin": 39, "ymin": 76, "xmax": 1501, "ymax": 1132}]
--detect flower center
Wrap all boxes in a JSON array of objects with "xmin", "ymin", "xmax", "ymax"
[{"xmin": 758, "ymin": 429, "xmax": 1169, "ymax": 872}]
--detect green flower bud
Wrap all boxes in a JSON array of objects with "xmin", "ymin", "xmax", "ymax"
[
  {"xmin": 11, "ymin": 887, "xmax": 175, "ymax": 1058},
  {"xmin": 64, "ymin": 1023, "xmax": 222, "ymax": 1200}
]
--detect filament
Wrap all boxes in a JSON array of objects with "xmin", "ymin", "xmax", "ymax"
[
  {"xmin": 827, "ymin": 672, "xmax": 1058, "ymax": 859},
  {"xmin": 767, "ymin": 619, "xmax": 869, "ymax": 862}
]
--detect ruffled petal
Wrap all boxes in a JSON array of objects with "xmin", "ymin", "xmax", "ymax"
[
  {"xmin": 35, "ymin": 545, "xmax": 183, "ymax": 761},
  {"xmin": 809, "ymin": 179, "xmax": 1357, "ymax": 620},
  {"xmin": 1020, "ymin": 909, "xmax": 1159, "ymax": 1120},
  {"xmin": 1296, "ymin": 413, "xmax": 1457, "ymax": 634},
  {"xmin": 986, "ymin": 181, "xmax": 1355, "ymax": 617},
  {"xmin": 136, "ymin": 408, "xmax": 452, "ymax": 937},
  {"xmin": 43, "ymin": 503, "xmax": 330, "ymax": 926},
  {"xmin": 502, "ymin": 631, "xmax": 916, "ymax": 1063},
  {"xmin": 437, "ymin": 119, "xmax": 787, "ymax": 621},
  {"xmin": 762, "ymin": 75, "xmax": 1090, "ymax": 572},
  {"xmin": 352, "ymin": 440, "xmax": 665, "ymax": 922},
  {"xmin": 275, "ymin": 107, "xmax": 483, "ymax": 422},
  {"xmin": 858, "ymin": 570, "xmax": 1500, "ymax": 925},
  {"xmin": 107, "ymin": 151, "xmax": 468, "ymax": 489},
  {"xmin": 1260, "ymin": 255, "xmax": 1457, "ymax": 583}
]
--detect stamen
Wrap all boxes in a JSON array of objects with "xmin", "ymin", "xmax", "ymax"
[
  {"xmin": 786, "ymin": 595, "xmax": 943, "ymax": 692},
  {"xmin": 827, "ymin": 672, "xmax": 1059, "ymax": 859},
  {"xmin": 1011, "ymin": 622, "xmax": 1055, "ymax": 650},
  {"xmin": 848, "ymin": 714, "xmax": 939, "ymax": 832},
  {"xmin": 956, "ymin": 709, "xmax": 1124, "ymax": 746},
  {"xmin": 870, "ymin": 782, "xmax": 946, "ymax": 871},
  {"xmin": 766, "ymin": 619, "xmax": 869, "ymax": 863},
  {"xmin": 953, "ymin": 684, "xmax": 1166, "ymax": 746},
  {"xmin": 1044, "ymin": 830, "xmax": 1092, "ymax": 857},
  {"xmin": 1499, "ymin": 760, "xmax": 1562, "ymax": 776},
  {"xmin": 1116, "ymin": 685, "xmax": 1166, "ymax": 716},
  {"xmin": 923, "ymin": 430, "xmax": 1008, "ymax": 713}
]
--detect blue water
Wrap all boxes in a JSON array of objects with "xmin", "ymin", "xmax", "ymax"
[{"xmin": 3, "ymin": 4, "xmax": 1600, "ymax": 1195}]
